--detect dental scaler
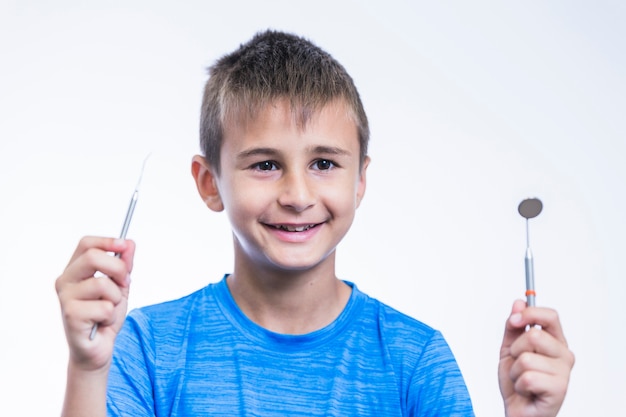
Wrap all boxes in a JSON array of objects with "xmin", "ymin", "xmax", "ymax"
[{"xmin": 89, "ymin": 154, "xmax": 151, "ymax": 340}]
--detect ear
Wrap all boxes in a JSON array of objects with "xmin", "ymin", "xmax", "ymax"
[
  {"xmin": 356, "ymin": 156, "xmax": 370, "ymax": 208},
  {"xmin": 191, "ymin": 155, "xmax": 224, "ymax": 212}
]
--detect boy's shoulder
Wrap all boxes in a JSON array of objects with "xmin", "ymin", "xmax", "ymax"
[
  {"xmin": 125, "ymin": 278, "xmax": 221, "ymax": 329},
  {"xmin": 356, "ymin": 285, "xmax": 444, "ymax": 351}
]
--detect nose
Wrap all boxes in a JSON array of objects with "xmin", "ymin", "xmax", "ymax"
[{"xmin": 277, "ymin": 169, "xmax": 316, "ymax": 212}]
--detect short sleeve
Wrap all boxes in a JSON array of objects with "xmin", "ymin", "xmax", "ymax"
[
  {"xmin": 107, "ymin": 310, "xmax": 156, "ymax": 417},
  {"xmin": 407, "ymin": 331, "xmax": 474, "ymax": 417}
]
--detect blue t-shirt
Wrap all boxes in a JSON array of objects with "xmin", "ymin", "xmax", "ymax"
[{"xmin": 107, "ymin": 277, "xmax": 474, "ymax": 416}]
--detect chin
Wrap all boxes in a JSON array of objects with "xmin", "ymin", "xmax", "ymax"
[{"xmin": 264, "ymin": 252, "xmax": 332, "ymax": 273}]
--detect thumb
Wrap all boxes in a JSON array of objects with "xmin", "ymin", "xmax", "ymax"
[{"xmin": 500, "ymin": 299, "xmax": 527, "ymax": 354}]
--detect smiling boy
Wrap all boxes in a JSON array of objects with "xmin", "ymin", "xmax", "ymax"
[
  {"xmin": 56, "ymin": 30, "xmax": 574, "ymax": 417},
  {"xmin": 192, "ymin": 99, "xmax": 363, "ymax": 333}
]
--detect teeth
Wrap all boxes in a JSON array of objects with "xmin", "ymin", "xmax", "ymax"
[{"xmin": 277, "ymin": 224, "xmax": 313, "ymax": 232}]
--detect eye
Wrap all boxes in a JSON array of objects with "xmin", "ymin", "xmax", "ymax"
[
  {"xmin": 313, "ymin": 159, "xmax": 335, "ymax": 171},
  {"xmin": 253, "ymin": 161, "xmax": 278, "ymax": 171}
]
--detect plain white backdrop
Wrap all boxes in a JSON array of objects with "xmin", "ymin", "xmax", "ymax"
[{"xmin": 1, "ymin": 1, "xmax": 624, "ymax": 415}]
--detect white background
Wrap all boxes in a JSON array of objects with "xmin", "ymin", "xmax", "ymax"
[{"xmin": 1, "ymin": 1, "xmax": 624, "ymax": 415}]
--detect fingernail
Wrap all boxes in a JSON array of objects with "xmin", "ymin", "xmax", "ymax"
[
  {"xmin": 114, "ymin": 238, "xmax": 125, "ymax": 246},
  {"xmin": 510, "ymin": 313, "xmax": 523, "ymax": 325},
  {"xmin": 125, "ymin": 273, "xmax": 131, "ymax": 286}
]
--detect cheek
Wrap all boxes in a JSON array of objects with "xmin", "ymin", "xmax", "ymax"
[
  {"xmin": 222, "ymin": 178, "xmax": 268, "ymax": 217},
  {"xmin": 323, "ymin": 179, "xmax": 361, "ymax": 212}
]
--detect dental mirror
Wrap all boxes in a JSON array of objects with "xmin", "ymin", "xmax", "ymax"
[
  {"xmin": 518, "ymin": 197, "xmax": 543, "ymax": 307},
  {"xmin": 518, "ymin": 197, "xmax": 543, "ymax": 219}
]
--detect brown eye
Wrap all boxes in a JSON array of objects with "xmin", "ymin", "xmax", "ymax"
[
  {"xmin": 314, "ymin": 159, "xmax": 334, "ymax": 170},
  {"xmin": 255, "ymin": 161, "xmax": 276, "ymax": 171}
]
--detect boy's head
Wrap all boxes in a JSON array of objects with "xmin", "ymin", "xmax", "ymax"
[{"xmin": 199, "ymin": 29, "xmax": 369, "ymax": 174}]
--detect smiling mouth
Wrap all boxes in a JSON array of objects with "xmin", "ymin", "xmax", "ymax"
[{"xmin": 271, "ymin": 224, "xmax": 317, "ymax": 232}]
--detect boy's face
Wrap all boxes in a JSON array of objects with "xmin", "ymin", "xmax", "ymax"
[{"xmin": 195, "ymin": 99, "xmax": 369, "ymax": 274}]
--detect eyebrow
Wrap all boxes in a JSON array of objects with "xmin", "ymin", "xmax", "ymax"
[
  {"xmin": 236, "ymin": 147, "xmax": 278, "ymax": 160},
  {"xmin": 311, "ymin": 145, "xmax": 352, "ymax": 157},
  {"xmin": 236, "ymin": 145, "xmax": 352, "ymax": 160}
]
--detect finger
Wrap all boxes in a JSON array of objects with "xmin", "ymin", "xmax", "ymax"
[
  {"xmin": 500, "ymin": 300, "xmax": 528, "ymax": 358},
  {"xmin": 58, "ymin": 278, "xmax": 129, "ymax": 337},
  {"xmin": 62, "ymin": 298, "xmax": 123, "ymax": 333},
  {"xmin": 512, "ymin": 369, "xmax": 569, "ymax": 402},
  {"xmin": 60, "ymin": 246, "xmax": 132, "ymax": 288},
  {"xmin": 66, "ymin": 236, "xmax": 129, "ymax": 267},
  {"xmin": 58, "ymin": 275, "xmax": 126, "ymax": 305},
  {"xmin": 517, "ymin": 306, "xmax": 568, "ymax": 346},
  {"xmin": 509, "ymin": 350, "xmax": 570, "ymax": 383},
  {"xmin": 118, "ymin": 239, "xmax": 136, "ymax": 273},
  {"xmin": 509, "ymin": 326, "xmax": 567, "ymax": 360}
]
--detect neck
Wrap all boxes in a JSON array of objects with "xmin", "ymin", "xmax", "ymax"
[{"xmin": 226, "ymin": 258, "xmax": 351, "ymax": 335}]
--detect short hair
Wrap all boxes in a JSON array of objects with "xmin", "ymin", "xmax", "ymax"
[{"xmin": 199, "ymin": 29, "xmax": 369, "ymax": 174}]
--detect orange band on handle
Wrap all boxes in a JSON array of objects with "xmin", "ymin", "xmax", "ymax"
[{"xmin": 525, "ymin": 290, "xmax": 536, "ymax": 297}]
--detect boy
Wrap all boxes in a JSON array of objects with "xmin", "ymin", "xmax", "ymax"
[{"xmin": 56, "ymin": 30, "xmax": 574, "ymax": 416}]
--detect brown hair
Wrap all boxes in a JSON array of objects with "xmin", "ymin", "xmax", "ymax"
[{"xmin": 199, "ymin": 29, "xmax": 369, "ymax": 174}]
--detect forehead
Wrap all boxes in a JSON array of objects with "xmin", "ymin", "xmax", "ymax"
[{"xmin": 222, "ymin": 99, "xmax": 359, "ymax": 150}]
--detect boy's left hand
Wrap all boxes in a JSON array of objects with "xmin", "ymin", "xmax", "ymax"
[{"xmin": 498, "ymin": 300, "xmax": 575, "ymax": 417}]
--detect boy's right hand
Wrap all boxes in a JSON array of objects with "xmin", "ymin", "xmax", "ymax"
[{"xmin": 55, "ymin": 237, "xmax": 135, "ymax": 372}]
